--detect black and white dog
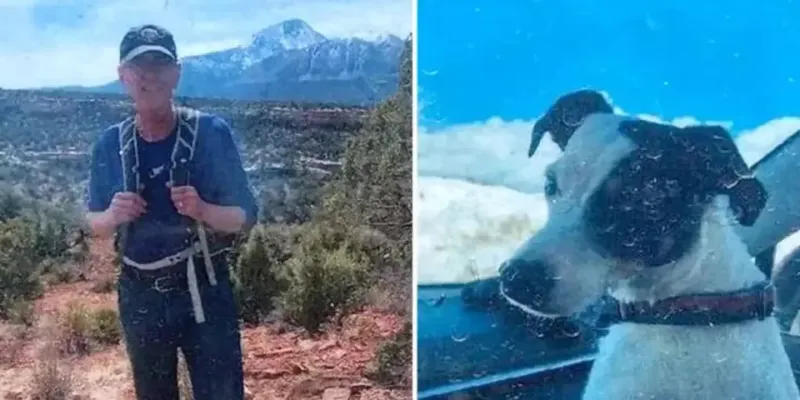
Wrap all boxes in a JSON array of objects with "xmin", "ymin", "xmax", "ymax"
[{"xmin": 500, "ymin": 90, "xmax": 800, "ymax": 400}]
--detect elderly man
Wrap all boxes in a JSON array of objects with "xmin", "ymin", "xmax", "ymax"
[{"xmin": 86, "ymin": 24, "xmax": 257, "ymax": 400}]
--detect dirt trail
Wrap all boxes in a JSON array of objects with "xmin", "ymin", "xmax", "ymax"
[{"xmin": 0, "ymin": 239, "xmax": 409, "ymax": 400}]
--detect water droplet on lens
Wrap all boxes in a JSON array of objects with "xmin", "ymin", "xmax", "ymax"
[{"xmin": 451, "ymin": 334, "xmax": 469, "ymax": 342}]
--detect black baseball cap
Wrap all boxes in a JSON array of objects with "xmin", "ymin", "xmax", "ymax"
[{"xmin": 119, "ymin": 24, "xmax": 178, "ymax": 64}]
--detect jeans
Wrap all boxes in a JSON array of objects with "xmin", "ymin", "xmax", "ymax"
[{"xmin": 117, "ymin": 256, "xmax": 244, "ymax": 400}]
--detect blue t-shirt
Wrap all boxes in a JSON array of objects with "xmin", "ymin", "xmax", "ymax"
[{"xmin": 87, "ymin": 111, "xmax": 259, "ymax": 264}]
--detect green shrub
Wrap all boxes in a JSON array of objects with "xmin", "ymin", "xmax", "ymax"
[
  {"xmin": 232, "ymin": 224, "xmax": 299, "ymax": 323},
  {"xmin": 0, "ymin": 189, "xmax": 24, "ymax": 222},
  {"xmin": 6, "ymin": 299, "xmax": 36, "ymax": 327},
  {"xmin": 279, "ymin": 225, "xmax": 369, "ymax": 333},
  {"xmin": 0, "ymin": 217, "xmax": 45, "ymax": 318},
  {"xmin": 58, "ymin": 302, "xmax": 92, "ymax": 356},
  {"xmin": 366, "ymin": 321, "xmax": 412, "ymax": 386},
  {"xmin": 90, "ymin": 308, "xmax": 121, "ymax": 345},
  {"xmin": 0, "ymin": 189, "xmax": 84, "ymax": 318},
  {"xmin": 46, "ymin": 262, "xmax": 81, "ymax": 285},
  {"xmin": 57, "ymin": 303, "xmax": 121, "ymax": 355}
]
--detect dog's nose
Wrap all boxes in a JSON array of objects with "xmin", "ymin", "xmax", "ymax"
[{"xmin": 499, "ymin": 258, "xmax": 556, "ymax": 311}]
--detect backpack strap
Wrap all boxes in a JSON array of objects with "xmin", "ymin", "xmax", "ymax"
[
  {"xmin": 170, "ymin": 107, "xmax": 219, "ymax": 294},
  {"xmin": 174, "ymin": 107, "xmax": 236, "ymax": 252},
  {"xmin": 167, "ymin": 107, "xmax": 220, "ymax": 324},
  {"xmin": 118, "ymin": 116, "xmax": 140, "ymax": 193},
  {"xmin": 115, "ymin": 117, "xmax": 138, "ymax": 255},
  {"xmin": 169, "ymin": 107, "xmax": 199, "ymax": 187}
]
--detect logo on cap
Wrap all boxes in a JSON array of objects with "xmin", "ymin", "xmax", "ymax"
[{"xmin": 139, "ymin": 27, "xmax": 163, "ymax": 43}]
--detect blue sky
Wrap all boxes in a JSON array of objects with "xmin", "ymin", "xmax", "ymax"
[
  {"xmin": 418, "ymin": 0, "xmax": 800, "ymax": 130},
  {"xmin": 0, "ymin": 0, "xmax": 411, "ymax": 88}
]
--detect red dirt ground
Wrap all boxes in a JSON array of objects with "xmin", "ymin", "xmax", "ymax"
[{"xmin": 0, "ymin": 239, "xmax": 410, "ymax": 400}]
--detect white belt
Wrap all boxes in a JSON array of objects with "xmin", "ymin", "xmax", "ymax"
[{"xmin": 122, "ymin": 240, "xmax": 230, "ymax": 324}]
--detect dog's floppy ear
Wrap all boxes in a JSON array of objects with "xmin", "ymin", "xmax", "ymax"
[
  {"xmin": 676, "ymin": 125, "xmax": 767, "ymax": 226},
  {"xmin": 528, "ymin": 89, "xmax": 613, "ymax": 157},
  {"xmin": 618, "ymin": 122, "xmax": 767, "ymax": 227},
  {"xmin": 585, "ymin": 121, "xmax": 767, "ymax": 267},
  {"xmin": 529, "ymin": 118, "xmax": 551, "ymax": 157}
]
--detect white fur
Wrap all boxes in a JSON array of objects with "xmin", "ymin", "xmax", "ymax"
[
  {"xmin": 505, "ymin": 114, "xmax": 800, "ymax": 400},
  {"xmin": 584, "ymin": 198, "xmax": 799, "ymax": 400}
]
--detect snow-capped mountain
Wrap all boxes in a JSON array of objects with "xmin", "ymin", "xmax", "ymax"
[
  {"xmin": 249, "ymin": 18, "xmax": 328, "ymax": 54},
  {"xmin": 184, "ymin": 19, "xmax": 328, "ymax": 74},
  {"xmin": 69, "ymin": 19, "xmax": 405, "ymax": 105}
]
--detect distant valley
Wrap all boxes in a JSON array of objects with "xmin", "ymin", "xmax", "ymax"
[{"xmin": 0, "ymin": 88, "xmax": 369, "ymax": 223}]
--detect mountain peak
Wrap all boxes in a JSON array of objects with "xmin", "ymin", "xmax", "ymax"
[
  {"xmin": 249, "ymin": 19, "xmax": 326, "ymax": 51},
  {"xmin": 373, "ymin": 34, "xmax": 404, "ymax": 46},
  {"xmin": 280, "ymin": 19, "xmax": 314, "ymax": 36}
]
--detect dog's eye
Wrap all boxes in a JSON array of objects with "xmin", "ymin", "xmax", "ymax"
[{"xmin": 545, "ymin": 174, "xmax": 560, "ymax": 197}]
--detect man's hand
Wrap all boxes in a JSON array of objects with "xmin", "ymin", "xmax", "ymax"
[
  {"xmin": 108, "ymin": 192, "xmax": 147, "ymax": 225},
  {"xmin": 171, "ymin": 185, "xmax": 207, "ymax": 221},
  {"xmin": 170, "ymin": 185, "xmax": 248, "ymax": 233},
  {"xmin": 86, "ymin": 192, "xmax": 146, "ymax": 238}
]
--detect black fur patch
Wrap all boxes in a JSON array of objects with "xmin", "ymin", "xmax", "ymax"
[
  {"xmin": 583, "ymin": 120, "xmax": 767, "ymax": 267},
  {"xmin": 529, "ymin": 89, "xmax": 613, "ymax": 157}
]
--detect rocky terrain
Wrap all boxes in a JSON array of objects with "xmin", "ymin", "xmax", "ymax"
[
  {"xmin": 50, "ymin": 19, "xmax": 406, "ymax": 106},
  {"xmin": 0, "ymin": 238, "xmax": 409, "ymax": 400}
]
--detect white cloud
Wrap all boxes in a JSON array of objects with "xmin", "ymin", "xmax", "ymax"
[
  {"xmin": 0, "ymin": 0, "xmax": 411, "ymax": 88},
  {"xmin": 417, "ymin": 117, "xmax": 560, "ymax": 195},
  {"xmin": 417, "ymin": 175, "xmax": 548, "ymax": 283},
  {"xmin": 735, "ymin": 117, "xmax": 800, "ymax": 166}
]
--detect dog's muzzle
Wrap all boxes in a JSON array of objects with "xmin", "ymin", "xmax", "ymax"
[{"xmin": 499, "ymin": 258, "xmax": 558, "ymax": 315}]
